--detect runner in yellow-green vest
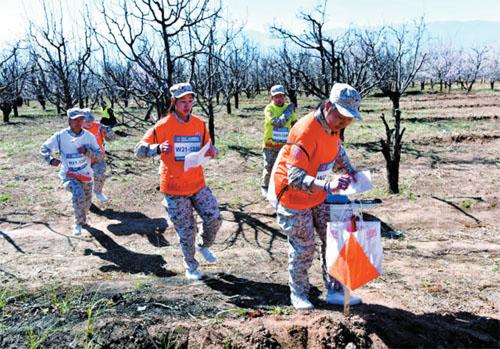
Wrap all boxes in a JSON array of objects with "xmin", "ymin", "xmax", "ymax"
[
  {"xmin": 261, "ymin": 84, "xmax": 298, "ymax": 197},
  {"xmin": 100, "ymin": 101, "xmax": 117, "ymax": 127}
]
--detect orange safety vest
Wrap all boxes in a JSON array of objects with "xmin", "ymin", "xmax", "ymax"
[
  {"xmin": 142, "ymin": 113, "xmax": 210, "ymax": 196},
  {"xmin": 84, "ymin": 122, "xmax": 106, "ymax": 162},
  {"xmin": 274, "ymin": 112, "xmax": 341, "ymax": 210}
]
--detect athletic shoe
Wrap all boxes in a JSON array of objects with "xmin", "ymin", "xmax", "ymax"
[
  {"xmin": 185, "ymin": 269, "xmax": 202, "ymax": 280},
  {"xmin": 95, "ymin": 192, "xmax": 109, "ymax": 203},
  {"xmin": 197, "ymin": 247, "xmax": 217, "ymax": 263},
  {"xmin": 290, "ymin": 292, "xmax": 314, "ymax": 310},
  {"xmin": 73, "ymin": 224, "xmax": 82, "ymax": 236}
]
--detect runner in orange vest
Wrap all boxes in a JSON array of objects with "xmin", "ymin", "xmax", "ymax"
[
  {"xmin": 271, "ymin": 83, "xmax": 364, "ymax": 310},
  {"xmin": 135, "ymin": 83, "xmax": 222, "ymax": 280},
  {"xmin": 82, "ymin": 109, "xmax": 116, "ymax": 203}
]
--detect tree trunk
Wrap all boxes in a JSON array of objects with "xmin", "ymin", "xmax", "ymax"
[
  {"xmin": 124, "ymin": 99, "xmax": 129, "ymax": 108},
  {"xmin": 208, "ymin": 102, "xmax": 215, "ymax": 145},
  {"xmin": 226, "ymin": 100, "xmax": 231, "ymax": 114},
  {"xmin": 234, "ymin": 93, "xmax": 239, "ymax": 109},
  {"xmin": 13, "ymin": 103, "xmax": 19, "ymax": 118},
  {"xmin": 490, "ymin": 81, "xmax": 495, "ymax": 90},
  {"xmin": 420, "ymin": 81, "xmax": 425, "ymax": 91},
  {"xmin": 289, "ymin": 91, "xmax": 298, "ymax": 107},
  {"xmin": 380, "ymin": 96, "xmax": 405, "ymax": 194},
  {"xmin": 1, "ymin": 104, "xmax": 12, "ymax": 122},
  {"xmin": 145, "ymin": 104, "xmax": 154, "ymax": 121},
  {"xmin": 38, "ymin": 97, "xmax": 46, "ymax": 110},
  {"xmin": 439, "ymin": 80, "xmax": 443, "ymax": 92}
]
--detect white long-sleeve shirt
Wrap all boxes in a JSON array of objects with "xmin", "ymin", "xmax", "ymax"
[{"xmin": 40, "ymin": 128, "xmax": 102, "ymax": 182}]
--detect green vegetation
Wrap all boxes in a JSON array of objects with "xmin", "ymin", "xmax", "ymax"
[{"xmin": 0, "ymin": 193, "xmax": 9, "ymax": 203}]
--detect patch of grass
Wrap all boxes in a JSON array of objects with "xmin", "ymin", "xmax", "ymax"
[
  {"xmin": 460, "ymin": 200, "xmax": 472, "ymax": 209},
  {"xmin": 83, "ymin": 293, "xmax": 113, "ymax": 348},
  {"xmin": 267, "ymin": 306, "xmax": 292, "ymax": 315},
  {"xmin": 223, "ymin": 336, "xmax": 237, "ymax": 349},
  {"xmin": 0, "ymin": 289, "xmax": 10, "ymax": 316},
  {"xmin": 26, "ymin": 326, "xmax": 55, "ymax": 349},
  {"xmin": 0, "ymin": 193, "xmax": 10, "ymax": 203}
]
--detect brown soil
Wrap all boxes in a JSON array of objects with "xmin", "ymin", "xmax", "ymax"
[{"xmin": 1, "ymin": 90, "xmax": 499, "ymax": 348}]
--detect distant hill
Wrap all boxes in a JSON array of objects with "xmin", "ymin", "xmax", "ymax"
[
  {"xmin": 426, "ymin": 21, "xmax": 500, "ymax": 48},
  {"xmin": 245, "ymin": 20, "xmax": 500, "ymax": 51}
]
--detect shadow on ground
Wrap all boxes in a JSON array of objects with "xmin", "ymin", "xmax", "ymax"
[
  {"xmin": 220, "ymin": 202, "xmax": 286, "ymax": 260},
  {"xmin": 90, "ymin": 205, "xmax": 170, "ymax": 247},
  {"xmin": 83, "ymin": 225, "xmax": 175, "ymax": 277}
]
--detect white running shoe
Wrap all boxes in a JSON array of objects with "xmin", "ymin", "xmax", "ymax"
[
  {"xmin": 185, "ymin": 269, "xmax": 202, "ymax": 280},
  {"xmin": 95, "ymin": 192, "xmax": 109, "ymax": 203},
  {"xmin": 290, "ymin": 292, "xmax": 314, "ymax": 310},
  {"xmin": 260, "ymin": 187, "xmax": 268, "ymax": 198},
  {"xmin": 72, "ymin": 224, "xmax": 82, "ymax": 236},
  {"xmin": 325, "ymin": 289, "xmax": 362, "ymax": 305},
  {"xmin": 197, "ymin": 247, "xmax": 217, "ymax": 263}
]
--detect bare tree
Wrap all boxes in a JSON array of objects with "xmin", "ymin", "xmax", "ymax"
[
  {"xmin": 456, "ymin": 46, "xmax": 488, "ymax": 93},
  {"xmin": 190, "ymin": 12, "xmax": 236, "ymax": 144},
  {"xmin": 485, "ymin": 46, "xmax": 500, "ymax": 90},
  {"xmin": 28, "ymin": 2, "xmax": 93, "ymax": 113},
  {"xmin": 0, "ymin": 44, "xmax": 28, "ymax": 122},
  {"xmin": 271, "ymin": 0, "xmax": 339, "ymax": 99},
  {"xmin": 98, "ymin": 0, "xmax": 219, "ymax": 120},
  {"xmin": 361, "ymin": 19, "xmax": 428, "ymax": 193}
]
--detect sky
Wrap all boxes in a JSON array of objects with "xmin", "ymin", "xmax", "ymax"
[{"xmin": 0, "ymin": 0, "xmax": 499, "ymax": 46}]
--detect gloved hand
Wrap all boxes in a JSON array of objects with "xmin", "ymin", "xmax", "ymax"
[
  {"xmin": 328, "ymin": 175, "xmax": 352, "ymax": 193},
  {"xmin": 206, "ymin": 144, "xmax": 218, "ymax": 158},
  {"xmin": 50, "ymin": 158, "xmax": 61, "ymax": 167},
  {"xmin": 158, "ymin": 140, "xmax": 172, "ymax": 154}
]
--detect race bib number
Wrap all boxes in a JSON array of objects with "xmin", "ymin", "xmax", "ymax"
[
  {"xmin": 174, "ymin": 135, "xmax": 201, "ymax": 161},
  {"xmin": 66, "ymin": 152, "xmax": 87, "ymax": 172},
  {"xmin": 272, "ymin": 127, "xmax": 288, "ymax": 143},
  {"xmin": 316, "ymin": 162, "xmax": 333, "ymax": 181}
]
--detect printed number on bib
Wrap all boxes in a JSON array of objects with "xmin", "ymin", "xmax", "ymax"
[
  {"xmin": 316, "ymin": 162, "xmax": 333, "ymax": 181},
  {"xmin": 66, "ymin": 153, "xmax": 87, "ymax": 172},
  {"xmin": 174, "ymin": 135, "xmax": 201, "ymax": 161},
  {"xmin": 272, "ymin": 127, "xmax": 288, "ymax": 143}
]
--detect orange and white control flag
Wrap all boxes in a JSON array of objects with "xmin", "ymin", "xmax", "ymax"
[{"xmin": 326, "ymin": 220, "xmax": 382, "ymax": 291}]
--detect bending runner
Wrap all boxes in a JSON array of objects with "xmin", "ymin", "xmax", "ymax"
[
  {"xmin": 135, "ymin": 82, "xmax": 222, "ymax": 280},
  {"xmin": 271, "ymin": 83, "xmax": 364, "ymax": 310},
  {"xmin": 40, "ymin": 108, "xmax": 102, "ymax": 236}
]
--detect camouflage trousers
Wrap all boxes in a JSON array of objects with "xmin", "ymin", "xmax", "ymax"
[
  {"xmin": 62, "ymin": 178, "xmax": 92, "ymax": 225},
  {"xmin": 276, "ymin": 202, "xmax": 342, "ymax": 297},
  {"xmin": 92, "ymin": 159, "xmax": 106, "ymax": 194},
  {"xmin": 261, "ymin": 147, "xmax": 280, "ymax": 189},
  {"xmin": 163, "ymin": 186, "xmax": 223, "ymax": 272}
]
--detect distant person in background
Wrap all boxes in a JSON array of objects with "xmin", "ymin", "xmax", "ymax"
[
  {"xmin": 100, "ymin": 101, "xmax": 117, "ymax": 128},
  {"xmin": 40, "ymin": 108, "xmax": 102, "ymax": 236},
  {"xmin": 261, "ymin": 84, "xmax": 298, "ymax": 197},
  {"xmin": 134, "ymin": 82, "xmax": 222, "ymax": 281},
  {"xmin": 82, "ymin": 108, "xmax": 116, "ymax": 203},
  {"xmin": 271, "ymin": 83, "xmax": 364, "ymax": 310}
]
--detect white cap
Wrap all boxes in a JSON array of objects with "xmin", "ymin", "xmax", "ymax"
[
  {"xmin": 329, "ymin": 83, "xmax": 362, "ymax": 120},
  {"xmin": 169, "ymin": 83, "xmax": 196, "ymax": 99},
  {"xmin": 66, "ymin": 108, "xmax": 85, "ymax": 119},
  {"xmin": 270, "ymin": 84, "xmax": 285, "ymax": 96}
]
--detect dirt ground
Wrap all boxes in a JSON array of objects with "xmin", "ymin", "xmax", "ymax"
[{"xmin": 0, "ymin": 88, "xmax": 499, "ymax": 348}]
